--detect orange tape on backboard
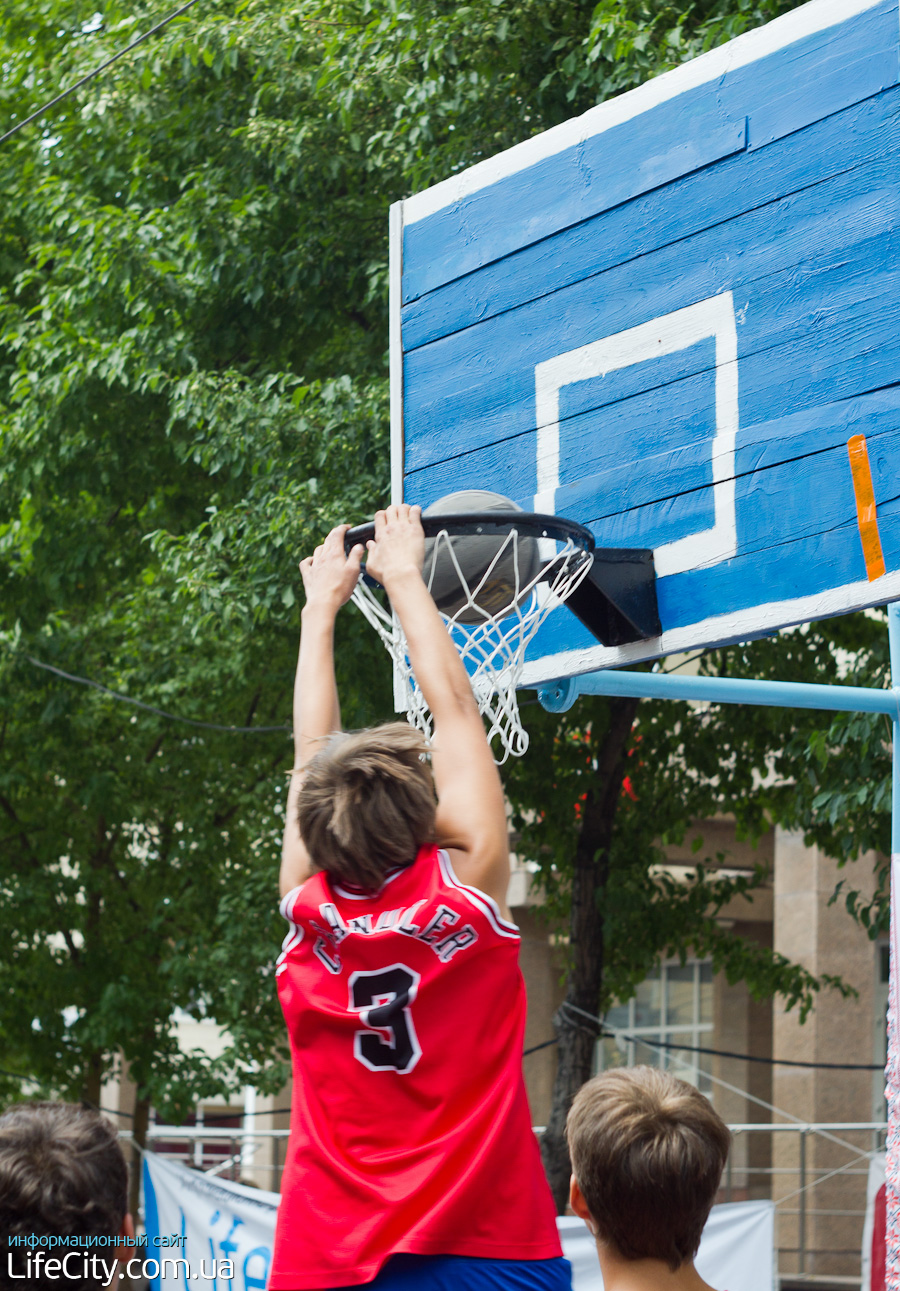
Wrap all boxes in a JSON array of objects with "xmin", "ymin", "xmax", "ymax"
[{"xmin": 847, "ymin": 434, "xmax": 886, "ymax": 582}]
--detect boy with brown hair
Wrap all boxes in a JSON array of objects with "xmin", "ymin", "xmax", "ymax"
[{"xmin": 566, "ymin": 1066, "xmax": 731, "ymax": 1291}]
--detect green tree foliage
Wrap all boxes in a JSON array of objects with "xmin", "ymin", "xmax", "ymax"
[
  {"xmin": 0, "ymin": 0, "xmax": 400, "ymax": 1114},
  {"xmin": 0, "ymin": 371, "xmax": 389, "ymax": 1115},
  {"xmin": 700, "ymin": 612, "xmax": 893, "ymax": 933}
]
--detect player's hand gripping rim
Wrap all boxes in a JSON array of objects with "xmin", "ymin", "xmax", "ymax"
[
  {"xmin": 299, "ymin": 524, "xmax": 364, "ymax": 615},
  {"xmin": 364, "ymin": 504, "xmax": 425, "ymax": 591}
]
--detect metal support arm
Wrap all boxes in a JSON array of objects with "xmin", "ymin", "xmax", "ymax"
[{"xmin": 538, "ymin": 666, "xmax": 900, "ymax": 718}]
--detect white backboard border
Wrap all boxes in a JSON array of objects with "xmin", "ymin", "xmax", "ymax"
[{"xmin": 533, "ymin": 291, "xmax": 739, "ymax": 580}]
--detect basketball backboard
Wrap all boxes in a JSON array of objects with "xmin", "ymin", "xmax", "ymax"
[{"xmin": 390, "ymin": 0, "xmax": 900, "ymax": 687}]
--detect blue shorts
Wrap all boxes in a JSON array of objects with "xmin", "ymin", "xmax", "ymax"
[{"xmin": 331, "ymin": 1254, "xmax": 573, "ymax": 1290}]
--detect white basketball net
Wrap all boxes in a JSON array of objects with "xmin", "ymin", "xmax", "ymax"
[{"xmin": 350, "ymin": 527, "xmax": 593, "ymax": 762}]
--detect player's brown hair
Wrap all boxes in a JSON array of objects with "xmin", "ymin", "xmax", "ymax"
[
  {"xmin": 566, "ymin": 1066, "xmax": 730, "ymax": 1271},
  {"xmin": 0, "ymin": 1102, "xmax": 128, "ymax": 1291},
  {"xmin": 297, "ymin": 723, "xmax": 436, "ymax": 889}
]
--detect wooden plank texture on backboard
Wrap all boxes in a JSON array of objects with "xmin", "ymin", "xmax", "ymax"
[
  {"xmin": 393, "ymin": 0, "xmax": 900, "ymax": 681},
  {"xmin": 401, "ymin": 0, "xmax": 898, "ymax": 303},
  {"xmin": 401, "ymin": 90, "xmax": 900, "ymax": 353},
  {"xmin": 403, "ymin": 147, "xmax": 900, "ymax": 474}
]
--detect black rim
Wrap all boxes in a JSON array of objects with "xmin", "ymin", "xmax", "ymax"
[{"xmin": 344, "ymin": 511, "xmax": 595, "ymax": 554}]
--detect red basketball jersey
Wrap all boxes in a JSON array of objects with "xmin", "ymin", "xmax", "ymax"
[{"xmin": 270, "ymin": 846, "xmax": 562, "ymax": 1289}]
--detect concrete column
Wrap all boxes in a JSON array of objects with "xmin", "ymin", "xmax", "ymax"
[{"xmin": 771, "ymin": 827, "xmax": 880, "ymax": 1281}]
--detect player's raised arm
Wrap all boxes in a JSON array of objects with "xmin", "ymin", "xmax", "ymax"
[
  {"xmin": 365, "ymin": 504, "xmax": 511, "ymax": 917},
  {"xmin": 281, "ymin": 525, "xmax": 364, "ymax": 897}
]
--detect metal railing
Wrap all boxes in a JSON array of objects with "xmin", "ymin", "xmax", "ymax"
[
  {"xmin": 136, "ymin": 1124, "xmax": 291, "ymax": 1185},
  {"xmin": 722, "ymin": 1121, "xmax": 885, "ymax": 1287}
]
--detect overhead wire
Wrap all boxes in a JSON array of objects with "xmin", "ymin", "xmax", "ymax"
[
  {"xmin": 525, "ymin": 1003, "xmax": 883, "ymax": 1071},
  {"xmin": 550, "ymin": 1000, "xmax": 882, "ymax": 1070},
  {"xmin": 555, "ymin": 1001, "xmax": 883, "ymax": 1162},
  {"xmin": 0, "ymin": 0, "xmax": 205, "ymax": 148},
  {"xmin": 659, "ymin": 650, "xmax": 710, "ymax": 674},
  {"xmin": 0, "ymin": 2, "xmax": 297, "ymax": 734},
  {"xmin": 522, "ymin": 1037, "xmax": 560, "ymax": 1057},
  {"xmin": 0, "ymin": 1066, "xmax": 35, "ymax": 1083},
  {"xmin": 16, "ymin": 651, "xmax": 289, "ymax": 734},
  {"xmin": 0, "ymin": 0, "xmax": 360, "ymax": 151}
]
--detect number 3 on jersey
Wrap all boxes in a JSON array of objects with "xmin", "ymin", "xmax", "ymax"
[{"xmin": 349, "ymin": 964, "xmax": 422, "ymax": 1074}]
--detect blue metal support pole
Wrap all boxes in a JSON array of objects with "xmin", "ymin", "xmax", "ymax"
[
  {"xmin": 886, "ymin": 605, "xmax": 900, "ymax": 1284},
  {"xmin": 538, "ymin": 668, "xmax": 900, "ymax": 717}
]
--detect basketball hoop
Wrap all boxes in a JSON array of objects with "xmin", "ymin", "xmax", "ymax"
[{"xmin": 345, "ymin": 512, "xmax": 595, "ymax": 762}]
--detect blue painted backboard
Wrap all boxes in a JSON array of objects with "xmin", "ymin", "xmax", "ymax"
[{"xmin": 390, "ymin": 0, "xmax": 900, "ymax": 687}]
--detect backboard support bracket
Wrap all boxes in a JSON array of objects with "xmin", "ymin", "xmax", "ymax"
[{"xmin": 561, "ymin": 548, "xmax": 661, "ymax": 647}]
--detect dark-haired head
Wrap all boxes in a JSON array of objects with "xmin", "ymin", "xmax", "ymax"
[{"xmin": 0, "ymin": 1102, "xmax": 128, "ymax": 1291}]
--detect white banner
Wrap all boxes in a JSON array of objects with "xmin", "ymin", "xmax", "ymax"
[
  {"xmin": 143, "ymin": 1154, "xmax": 279, "ymax": 1291},
  {"xmin": 144, "ymin": 1154, "xmax": 775, "ymax": 1291}
]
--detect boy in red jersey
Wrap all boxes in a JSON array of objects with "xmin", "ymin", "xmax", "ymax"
[
  {"xmin": 272, "ymin": 503, "xmax": 570, "ymax": 1291},
  {"xmin": 566, "ymin": 1067, "xmax": 731, "ymax": 1291}
]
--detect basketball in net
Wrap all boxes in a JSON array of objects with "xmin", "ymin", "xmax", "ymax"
[
  {"xmin": 346, "ymin": 499, "xmax": 594, "ymax": 761},
  {"xmin": 423, "ymin": 491, "xmax": 541, "ymax": 623}
]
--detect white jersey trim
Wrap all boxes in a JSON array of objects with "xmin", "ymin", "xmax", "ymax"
[
  {"xmin": 279, "ymin": 883, "xmax": 306, "ymax": 922},
  {"xmin": 437, "ymin": 850, "xmax": 519, "ymax": 939},
  {"xmin": 275, "ymin": 918, "xmax": 305, "ymax": 976}
]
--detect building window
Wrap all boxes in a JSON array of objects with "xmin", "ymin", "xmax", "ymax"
[{"xmin": 598, "ymin": 960, "xmax": 714, "ymax": 1094}]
